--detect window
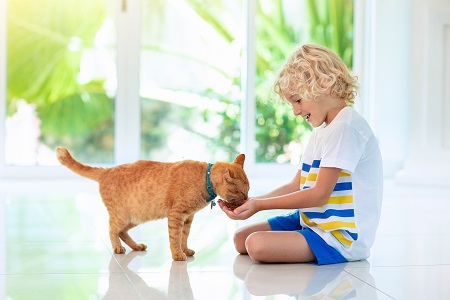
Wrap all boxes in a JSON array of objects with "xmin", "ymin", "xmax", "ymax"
[
  {"xmin": 4, "ymin": 0, "xmax": 116, "ymax": 166},
  {"xmin": 138, "ymin": 0, "xmax": 242, "ymax": 163},
  {"xmin": 0, "ymin": 0, "xmax": 354, "ymax": 179}
]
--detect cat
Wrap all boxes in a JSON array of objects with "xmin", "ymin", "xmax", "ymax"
[{"xmin": 55, "ymin": 147, "xmax": 249, "ymax": 261}]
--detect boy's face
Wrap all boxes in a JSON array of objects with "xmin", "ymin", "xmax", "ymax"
[
  {"xmin": 285, "ymin": 92, "xmax": 323, "ymax": 127},
  {"xmin": 284, "ymin": 92, "xmax": 344, "ymax": 128}
]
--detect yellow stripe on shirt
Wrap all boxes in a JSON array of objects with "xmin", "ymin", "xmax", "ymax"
[
  {"xmin": 327, "ymin": 195, "xmax": 354, "ymax": 204},
  {"xmin": 306, "ymin": 173, "xmax": 318, "ymax": 182},
  {"xmin": 301, "ymin": 212, "xmax": 356, "ymax": 231},
  {"xmin": 301, "ymin": 213, "xmax": 356, "ymax": 246},
  {"xmin": 317, "ymin": 221, "xmax": 357, "ymax": 231},
  {"xmin": 300, "ymin": 176, "xmax": 307, "ymax": 185},
  {"xmin": 301, "ymin": 212, "xmax": 317, "ymax": 226},
  {"xmin": 331, "ymin": 230, "xmax": 354, "ymax": 247}
]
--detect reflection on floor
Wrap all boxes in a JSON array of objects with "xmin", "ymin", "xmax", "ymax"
[{"xmin": 0, "ymin": 179, "xmax": 449, "ymax": 299}]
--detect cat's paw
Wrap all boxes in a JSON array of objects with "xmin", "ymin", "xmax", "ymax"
[
  {"xmin": 113, "ymin": 246, "xmax": 126, "ymax": 254},
  {"xmin": 172, "ymin": 252, "xmax": 187, "ymax": 261},
  {"xmin": 132, "ymin": 243, "xmax": 147, "ymax": 251},
  {"xmin": 183, "ymin": 248, "xmax": 195, "ymax": 256}
]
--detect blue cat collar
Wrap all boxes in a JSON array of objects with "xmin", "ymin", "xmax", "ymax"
[{"xmin": 206, "ymin": 163, "xmax": 217, "ymax": 204}]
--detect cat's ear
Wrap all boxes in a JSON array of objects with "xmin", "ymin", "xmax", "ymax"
[
  {"xmin": 224, "ymin": 169, "xmax": 234, "ymax": 183},
  {"xmin": 233, "ymin": 154, "xmax": 245, "ymax": 168}
]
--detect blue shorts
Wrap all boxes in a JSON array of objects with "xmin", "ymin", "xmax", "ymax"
[{"xmin": 268, "ymin": 210, "xmax": 347, "ymax": 265}]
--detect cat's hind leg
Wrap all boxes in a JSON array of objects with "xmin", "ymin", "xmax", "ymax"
[
  {"xmin": 119, "ymin": 223, "xmax": 147, "ymax": 251},
  {"xmin": 109, "ymin": 221, "xmax": 127, "ymax": 254},
  {"xmin": 182, "ymin": 214, "xmax": 195, "ymax": 257}
]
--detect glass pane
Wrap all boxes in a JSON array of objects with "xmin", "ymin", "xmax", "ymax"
[
  {"xmin": 5, "ymin": 0, "xmax": 116, "ymax": 165},
  {"xmin": 254, "ymin": 0, "xmax": 354, "ymax": 164},
  {"xmin": 139, "ymin": 0, "xmax": 242, "ymax": 163}
]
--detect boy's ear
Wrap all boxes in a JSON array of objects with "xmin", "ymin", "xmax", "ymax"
[{"xmin": 233, "ymin": 154, "xmax": 245, "ymax": 168}]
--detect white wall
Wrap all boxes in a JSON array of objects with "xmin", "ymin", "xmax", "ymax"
[
  {"xmin": 395, "ymin": 0, "xmax": 450, "ymax": 186},
  {"xmin": 368, "ymin": 0, "xmax": 412, "ymax": 178},
  {"xmin": 356, "ymin": 0, "xmax": 450, "ymax": 186}
]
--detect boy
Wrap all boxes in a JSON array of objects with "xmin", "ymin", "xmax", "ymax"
[{"xmin": 219, "ymin": 44, "xmax": 383, "ymax": 265}]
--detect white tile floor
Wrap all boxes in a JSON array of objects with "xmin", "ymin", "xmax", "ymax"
[{"xmin": 0, "ymin": 179, "xmax": 449, "ymax": 299}]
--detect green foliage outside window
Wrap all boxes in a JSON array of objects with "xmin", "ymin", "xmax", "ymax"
[
  {"xmin": 5, "ymin": 0, "xmax": 353, "ymax": 165},
  {"xmin": 188, "ymin": 0, "xmax": 354, "ymax": 162},
  {"xmin": 7, "ymin": 0, "xmax": 114, "ymax": 163}
]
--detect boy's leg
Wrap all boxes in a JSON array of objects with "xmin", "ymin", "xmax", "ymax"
[
  {"xmin": 245, "ymin": 231, "xmax": 316, "ymax": 263},
  {"xmin": 234, "ymin": 221, "xmax": 272, "ymax": 254}
]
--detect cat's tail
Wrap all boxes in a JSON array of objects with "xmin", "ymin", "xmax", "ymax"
[{"xmin": 56, "ymin": 147, "xmax": 106, "ymax": 182}]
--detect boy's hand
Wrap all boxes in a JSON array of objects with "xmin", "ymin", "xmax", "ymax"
[{"xmin": 218, "ymin": 198, "xmax": 258, "ymax": 220}]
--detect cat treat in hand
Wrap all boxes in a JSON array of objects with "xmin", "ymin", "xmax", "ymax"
[
  {"xmin": 56, "ymin": 147, "xmax": 249, "ymax": 261},
  {"xmin": 222, "ymin": 201, "xmax": 241, "ymax": 210}
]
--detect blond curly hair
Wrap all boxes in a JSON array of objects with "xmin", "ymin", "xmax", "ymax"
[{"xmin": 273, "ymin": 44, "xmax": 358, "ymax": 104}]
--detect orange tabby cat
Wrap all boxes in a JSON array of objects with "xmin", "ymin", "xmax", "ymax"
[{"xmin": 56, "ymin": 147, "xmax": 249, "ymax": 261}]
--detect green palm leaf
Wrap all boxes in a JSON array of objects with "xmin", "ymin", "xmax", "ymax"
[
  {"xmin": 7, "ymin": 0, "xmax": 106, "ymax": 106},
  {"xmin": 7, "ymin": 0, "xmax": 112, "ymax": 138}
]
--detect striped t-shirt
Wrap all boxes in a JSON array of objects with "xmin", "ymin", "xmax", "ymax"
[{"xmin": 298, "ymin": 107, "xmax": 383, "ymax": 261}]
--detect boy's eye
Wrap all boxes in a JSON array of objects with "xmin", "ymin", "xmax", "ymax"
[{"xmin": 295, "ymin": 99, "xmax": 302, "ymax": 104}]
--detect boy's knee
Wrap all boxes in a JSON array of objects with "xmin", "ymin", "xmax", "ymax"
[
  {"xmin": 245, "ymin": 232, "xmax": 265, "ymax": 262},
  {"xmin": 233, "ymin": 230, "xmax": 247, "ymax": 254}
]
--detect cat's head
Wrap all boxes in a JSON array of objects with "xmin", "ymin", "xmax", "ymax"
[{"xmin": 212, "ymin": 154, "xmax": 250, "ymax": 208}]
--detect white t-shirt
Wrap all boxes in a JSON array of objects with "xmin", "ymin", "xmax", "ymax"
[{"xmin": 299, "ymin": 106, "xmax": 383, "ymax": 261}]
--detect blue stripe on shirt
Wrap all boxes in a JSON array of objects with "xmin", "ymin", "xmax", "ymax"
[
  {"xmin": 303, "ymin": 209, "xmax": 355, "ymax": 219},
  {"xmin": 334, "ymin": 182, "xmax": 353, "ymax": 191},
  {"xmin": 312, "ymin": 159, "xmax": 321, "ymax": 168},
  {"xmin": 347, "ymin": 231, "xmax": 359, "ymax": 240},
  {"xmin": 302, "ymin": 163, "xmax": 311, "ymax": 172}
]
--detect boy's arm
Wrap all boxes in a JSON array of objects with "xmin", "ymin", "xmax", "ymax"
[
  {"xmin": 257, "ymin": 167, "xmax": 342, "ymax": 210},
  {"xmin": 221, "ymin": 167, "xmax": 342, "ymax": 220}
]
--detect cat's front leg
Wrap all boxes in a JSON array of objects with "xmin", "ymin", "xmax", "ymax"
[
  {"xmin": 182, "ymin": 214, "xmax": 195, "ymax": 257},
  {"xmin": 168, "ymin": 212, "xmax": 187, "ymax": 261}
]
